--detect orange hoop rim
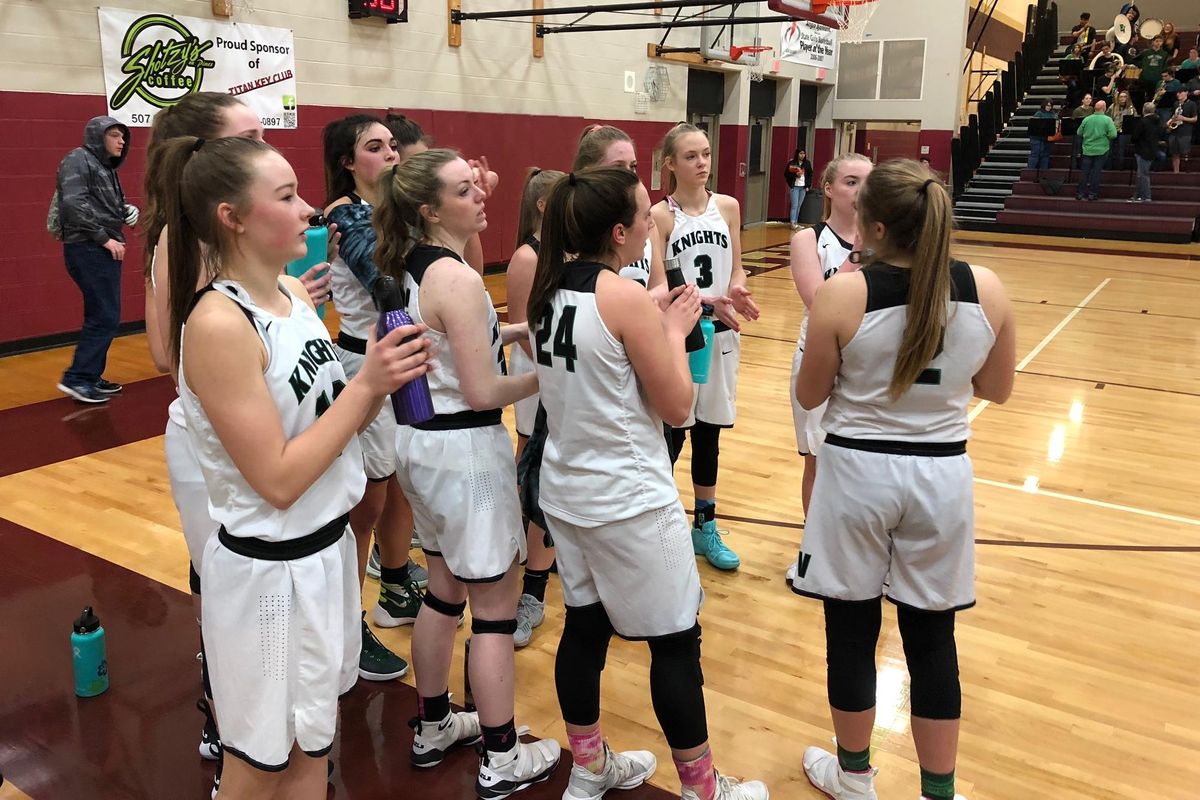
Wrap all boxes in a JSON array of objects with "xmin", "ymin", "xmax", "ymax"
[
  {"xmin": 728, "ymin": 44, "xmax": 773, "ymax": 62},
  {"xmin": 812, "ymin": 0, "xmax": 879, "ymax": 10}
]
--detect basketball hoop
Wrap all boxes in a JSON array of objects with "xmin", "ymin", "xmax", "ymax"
[
  {"xmin": 727, "ymin": 44, "xmax": 773, "ymax": 81},
  {"xmin": 812, "ymin": 0, "xmax": 879, "ymax": 44}
]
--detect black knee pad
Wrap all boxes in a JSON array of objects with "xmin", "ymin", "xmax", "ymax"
[
  {"xmin": 423, "ymin": 589, "xmax": 466, "ymax": 619},
  {"xmin": 824, "ymin": 599, "xmax": 882, "ymax": 713},
  {"xmin": 690, "ymin": 422, "xmax": 721, "ymax": 487},
  {"xmin": 648, "ymin": 624, "xmax": 709, "ymax": 750},
  {"xmin": 189, "ymin": 561, "xmax": 202, "ymax": 595},
  {"xmin": 555, "ymin": 604, "xmax": 615, "ymax": 726},
  {"xmin": 200, "ymin": 633, "xmax": 213, "ymax": 701},
  {"xmin": 665, "ymin": 424, "xmax": 687, "ymax": 466},
  {"xmin": 471, "ymin": 617, "xmax": 518, "ymax": 635},
  {"xmin": 897, "ymin": 605, "xmax": 961, "ymax": 720}
]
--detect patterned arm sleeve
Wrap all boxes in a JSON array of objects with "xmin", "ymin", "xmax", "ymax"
[{"xmin": 327, "ymin": 202, "xmax": 380, "ymax": 293}]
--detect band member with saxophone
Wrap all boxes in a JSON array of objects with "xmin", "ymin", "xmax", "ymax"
[{"xmin": 1167, "ymin": 88, "xmax": 1197, "ymax": 173}]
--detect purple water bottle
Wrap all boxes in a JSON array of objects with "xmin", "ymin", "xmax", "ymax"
[{"xmin": 373, "ymin": 276, "xmax": 435, "ymax": 425}]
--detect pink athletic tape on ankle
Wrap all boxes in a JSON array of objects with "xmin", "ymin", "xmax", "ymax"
[
  {"xmin": 567, "ymin": 728, "xmax": 605, "ymax": 769},
  {"xmin": 674, "ymin": 749, "xmax": 718, "ymax": 800}
]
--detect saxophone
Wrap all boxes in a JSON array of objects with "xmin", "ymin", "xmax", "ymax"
[{"xmin": 1167, "ymin": 106, "xmax": 1183, "ymax": 130}]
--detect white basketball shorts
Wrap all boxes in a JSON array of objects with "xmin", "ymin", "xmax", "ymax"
[
  {"xmin": 684, "ymin": 328, "xmax": 740, "ymax": 428},
  {"xmin": 789, "ymin": 342, "xmax": 828, "ymax": 456},
  {"xmin": 395, "ymin": 424, "xmax": 526, "ymax": 582},
  {"xmin": 544, "ymin": 502, "xmax": 704, "ymax": 640},
  {"xmin": 201, "ymin": 527, "xmax": 361, "ymax": 771},
  {"xmin": 789, "ymin": 442, "xmax": 977, "ymax": 612},
  {"xmin": 164, "ymin": 417, "xmax": 218, "ymax": 574},
  {"xmin": 336, "ymin": 344, "xmax": 398, "ymax": 480}
]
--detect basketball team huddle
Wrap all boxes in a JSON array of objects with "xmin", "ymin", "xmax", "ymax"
[{"xmin": 141, "ymin": 93, "xmax": 1016, "ymax": 800}]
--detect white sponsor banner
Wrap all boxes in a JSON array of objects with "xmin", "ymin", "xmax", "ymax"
[
  {"xmin": 780, "ymin": 19, "xmax": 838, "ymax": 70},
  {"xmin": 98, "ymin": 8, "xmax": 297, "ymax": 128}
]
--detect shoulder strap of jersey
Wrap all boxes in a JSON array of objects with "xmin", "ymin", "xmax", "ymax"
[
  {"xmin": 184, "ymin": 282, "xmax": 260, "ymax": 333},
  {"xmin": 524, "ymin": 234, "xmax": 540, "ymax": 255},
  {"xmin": 346, "ymin": 191, "xmax": 364, "ymax": 206},
  {"xmin": 948, "ymin": 261, "xmax": 980, "ymax": 304},
  {"xmin": 559, "ymin": 261, "xmax": 605, "ymax": 294},
  {"xmin": 407, "ymin": 244, "xmax": 465, "ymax": 284}
]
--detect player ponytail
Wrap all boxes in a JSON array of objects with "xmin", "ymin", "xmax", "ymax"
[
  {"xmin": 143, "ymin": 92, "xmax": 246, "ymax": 281},
  {"xmin": 373, "ymin": 147, "xmax": 459, "ymax": 283},
  {"xmin": 159, "ymin": 135, "xmax": 277, "ymax": 365},
  {"xmin": 818, "ymin": 152, "xmax": 872, "ymax": 221},
  {"xmin": 515, "ymin": 167, "xmax": 566, "ymax": 250},
  {"xmin": 856, "ymin": 159, "xmax": 954, "ymax": 401},
  {"xmin": 572, "ymin": 124, "xmax": 632, "ymax": 171},
  {"xmin": 660, "ymin": 122, "xmax": 704, "ymax": 194},
  {"xmin": 528, "ymin": 168, "xmax": 640, "ymax": 327}
]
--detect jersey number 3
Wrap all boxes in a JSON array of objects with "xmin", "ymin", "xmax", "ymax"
[
  {"xmin": 694, "ymin": 254, "xmax": 714, "ymax": 289},
  {"xmin": 536, "ymin": 305, "xmax": 578, "ymax": 373}
]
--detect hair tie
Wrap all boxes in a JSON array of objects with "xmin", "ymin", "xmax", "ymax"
[
  {"xmin": 567, "ymin": 172, "xmax": 578, "ymax": 186},
  {"xmin": 921, "ymin": 178, "xmax": 936, "ymax": 193},
  {"xmin": 191, "ymin": 138, "xmax": 205, "ymax": 153},
  {"xmin": 530, "ymin": 167, "xmax": 542, "ymax": 177}
]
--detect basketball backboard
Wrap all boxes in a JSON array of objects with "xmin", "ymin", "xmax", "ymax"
[
  {"xmin": 699, "ymin": 4, "xmax": 764, "ymax": 65},
  {"xmin": 767, "ymin": 0, "xmax": 842, "ymax": 29}
]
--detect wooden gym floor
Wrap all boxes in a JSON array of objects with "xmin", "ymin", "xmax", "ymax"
[{"xmin": 0, "ymin": 227, "xmax": 1197, "ymax": 799}]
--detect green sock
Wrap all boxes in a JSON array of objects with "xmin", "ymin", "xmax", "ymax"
[
  {"xmin": 920, "ymin": 768, "xmax": 955, "ymax": 800},
  {"xmin": 836, "ymin": 743, "xmax": 870, "ymax": 773}
]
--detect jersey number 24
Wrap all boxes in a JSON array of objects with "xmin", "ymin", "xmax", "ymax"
[{"xmin": 535, "ymin": 305, "xmax": 578, "ymax": 373}]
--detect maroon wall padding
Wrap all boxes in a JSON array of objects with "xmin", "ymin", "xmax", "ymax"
[
  {"xmin": 2, "ymin": 90, "xmax": 678, "ymax": 345},
  {"xmin": 716, "ymin": 124, "xmax": 749, "ymax": 208}
]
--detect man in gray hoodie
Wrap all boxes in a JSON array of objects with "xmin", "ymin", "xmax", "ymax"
[{"xmin": 55, "ymin": 115, "xmax": 137, "ymax": 404}]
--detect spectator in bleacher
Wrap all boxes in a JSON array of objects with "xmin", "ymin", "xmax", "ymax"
[
  {"xmin": 1108, "ymin": 90, "xmax": 1138, "ymax": 166},
  {"xmin": 1138, "ymin": 37, "xmax": 1170, "ymax": 97},
  {"xmin": 1130, "ymin": 101, "xmax": 1163, "ymax": 201},
  {"xmin": 1181, "ymin": 48, "xmax": 1200, "ymax": 71},
  {"xmin": 1076, "ymin": 100, "xmax": 1118, "ymax": 201},
  {"xmin": 1065, "ymin": 43, "xmax": 1084, "ymax": 61},
  {"xmin": 1160, "ymin": 22, "xmax": 1179, "ymax": 63},
  {"xmin": 1072, "ymin": 93, "xmax": 1095, "ymax": 167},
  {"xmin": 1070, "ymin": 13, "xmax": 1097, "ymax": 47},
  {"xmin": 1028, "ymin": 100, "xmax": 1058, "ymax": 171},
  {"xmin": 1167, "ymin": 87, "xmax": 1197, "ymax": 172}
]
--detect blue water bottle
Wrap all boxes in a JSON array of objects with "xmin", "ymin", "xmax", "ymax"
[
  {"xmin": 72, "ymin": 606, "xmax": 108, "ymax": 697},
  {"xmin": 373, "ymin": 276, "xmax": 436, "ymax": 425},
  {"xmin": 688, "ymin": 306, "xmax": 715, "ymax": 385},
  {"xmin": 287, "ymin": 214, "xmax": 329, "ymax": 320}
]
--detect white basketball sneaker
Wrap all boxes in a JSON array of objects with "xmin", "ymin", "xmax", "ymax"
[
  {"xmin": 563, "ymin": 743, "xmax": 657, "ymax": 800},
  {"xmin": 409, "ymin": 710, "xmax": 482, "ymax": 768},
  {"xmin": 476, "ymin": 737, "xmax": 562, "ymax": 799},
  {"xmin": 802, "ymin": 746, "xmax": 877, "ymax": 800},
  {"xmin": 681, "ymin": 771, "xmax": 770, "ymax": 800}
]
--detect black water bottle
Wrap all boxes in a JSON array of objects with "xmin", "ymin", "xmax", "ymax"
[{"xmin": 664, "ymin": 255, "xmax": 707, "ymax": 352}]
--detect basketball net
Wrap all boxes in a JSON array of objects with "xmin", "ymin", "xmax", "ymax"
[
  {"xmin": 811, "ymin": 0, "xmax": 879, "ymax": 44},
  {"xmin": 728, "ymin": 44, "xmax": 773, "ymax": 82}
]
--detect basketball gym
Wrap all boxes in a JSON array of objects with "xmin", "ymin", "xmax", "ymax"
[{"xmin": 0, "ymin": 1, "xmax": 1196, "ymax": 798}]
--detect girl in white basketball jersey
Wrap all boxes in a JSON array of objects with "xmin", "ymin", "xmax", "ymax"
[
  {"xmin": 322, "ymin": 114, "xmax": 427, "ymax": 683},
  {"xmin": 161, "ymin": 135, "xmax": 431, "ymax": 799},
  {"xmin": 374, "ymin": 149, "xmax": 561, "ymax": 798},
  {"xmin": 531, "ymin": 167, "xmax": 768, "ymax": 800},
  {"xmin": 504, "ymin": 167, "xmax": 565, "ymax": 649},
  {"xmin": 792, "ymin": 160, "xmax": 1016, "ymax": 800},
  {"xmin": 573, "ymin": 124, "xmax": 668, "ymax": 292},
  {"xmin": 652, "ymin": 123, "xmax": 759, "ymax": 572},
  {"xmin": 788, "ymin": 153, "xmax": 872, "ymax": 521},
  {"xmin": 143, "ymin": 93, "xmax": 288, "ymax": 775}
]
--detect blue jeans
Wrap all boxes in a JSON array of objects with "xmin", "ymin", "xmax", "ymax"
[
  {"xmin": 1027, "ymin": 137, "xmax": 1051, "ymax": 170},
  {"xmin": 1135, "ymin": 154, "xmax": 1152, "ymax": 200},
  {"xmin": 62, "ymin": 242, "xmax": 122, "ymax": 387},
  {"xmin": 1076, "ymin": 154, "xmax": 1106, "ymax": 199},
  {"xmin": 789, "ymin": 185, "xmax": 807, "ymax": 225}
]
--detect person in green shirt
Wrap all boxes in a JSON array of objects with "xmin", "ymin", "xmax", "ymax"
[
  {"xmin": 1138, "ymin": 37, "xmax": 1169, "ymax": 95},
  {"xmin": 1075, "ymin": 102, "xmax": 1118, "ymax": 201}
]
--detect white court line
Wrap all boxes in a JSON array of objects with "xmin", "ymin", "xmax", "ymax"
[
  {"xmin": 973, "ymin": 477, "xmax": 1200, "ymax": 527},
  {"xmin": 969, "ymin": 278, "xmax": 1111, "ymax": 422}
]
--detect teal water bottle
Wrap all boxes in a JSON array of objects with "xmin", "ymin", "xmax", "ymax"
[
  {"xmin": 688, "ymin": 307, "xmax": 715, "ymax": 384},
  {"xmin": 286, "ymin": 215, "xmax": 329, "ymax": 320},
  {"xmin": 72, "ymin": 606, "xmax": 108, "ymax": 697}
]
